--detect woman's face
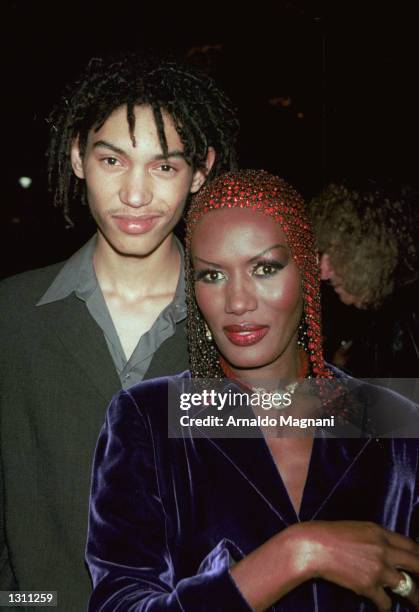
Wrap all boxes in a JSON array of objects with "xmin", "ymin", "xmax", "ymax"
[{"xmin": 192, "ymin": 207, "xmax": 303, "ymax": 377}]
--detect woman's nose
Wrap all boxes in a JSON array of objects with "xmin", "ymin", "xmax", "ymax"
[{"xmin": 224, "ymin": 279, "xmax": 257, "ymax": 315}]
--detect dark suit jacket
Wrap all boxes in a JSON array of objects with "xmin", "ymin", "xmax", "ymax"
[
  {"xmin": 87, "ymin": 371, "xmax": 419, "ymax": 611},
  {"xmin": 0, "ymin": 262, "xmax": 189, "ymax": 611}
]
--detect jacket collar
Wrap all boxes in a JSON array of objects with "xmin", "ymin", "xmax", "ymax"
[{"xmin": 181, "ymin": 371, "xmax": 372, "ymax": 526}]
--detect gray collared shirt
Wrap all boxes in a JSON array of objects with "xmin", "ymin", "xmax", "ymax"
[{"xmin": 37, "ymin": 235, "xmax": 186, "ymax": 389}]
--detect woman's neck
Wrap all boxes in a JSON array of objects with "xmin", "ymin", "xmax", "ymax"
[{"xmin": 220, "ymin": 343, "xmax": 308, "ymax": 391}]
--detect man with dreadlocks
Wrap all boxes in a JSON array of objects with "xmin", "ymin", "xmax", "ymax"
[{"xmin": 0, "ymin": 52, "xmax": 238, "ymax": 610}]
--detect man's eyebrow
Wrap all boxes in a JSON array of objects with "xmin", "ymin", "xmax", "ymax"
[
  {"xmin": 92, "ymin": 140, "xmax": 126, "ymax": 155},
  {"xmin": 152, "ymin": 150, "xmax": 186, "ymax": 161},
  {"xmin": 92, "ymin": 140, "xmax": 186, "ymax": 160},
  {"xmin": 194, "ymin": 245, "xmax": 287, "ymax": 268}
]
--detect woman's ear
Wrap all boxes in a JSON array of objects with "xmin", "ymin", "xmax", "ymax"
[
  {"xmin": 70, "ymin": 137, "xmax": 85, "ymax": 179},
  {"xmin": 190, "ymin": 147, "xmax": 216, "ymax": 194}
]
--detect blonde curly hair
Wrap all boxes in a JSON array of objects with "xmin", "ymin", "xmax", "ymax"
[{"xmin": 310, "ymin": 184, "xmax": 418, "ymax": 309}]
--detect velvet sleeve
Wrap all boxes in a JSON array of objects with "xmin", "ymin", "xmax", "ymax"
[
  {"xmin": 86, "ymin": 389, "xmax": 252, "ymax": 612},
  {"xmin": 410, "ymin": 441, "xmax": 419, "ymax": 539}
]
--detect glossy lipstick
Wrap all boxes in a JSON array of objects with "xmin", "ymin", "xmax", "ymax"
[
  {"xmin": 112, "ymin": 214, "xmax": 160, "ymax": 235},
  {"xmin": 223, "ymin": 324, "xmax": 269, "ymax": 347}
]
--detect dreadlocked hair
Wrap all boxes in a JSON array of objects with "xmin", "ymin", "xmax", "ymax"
[
  {"xmin": 46, "ymin": 51, "xmax": 239, "ymax": 226},
  {"xmin": 185, "ymin": 169, "xmax": 332, "ymax": 381}
]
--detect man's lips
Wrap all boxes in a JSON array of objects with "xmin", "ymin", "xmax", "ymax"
[
  {"xmin": 112, "ymin": 214, "xmax": 161, "ymax": 235},
  {"xmin": 222, "ymin": 324, "xmax": 269, "ymax": 347}
]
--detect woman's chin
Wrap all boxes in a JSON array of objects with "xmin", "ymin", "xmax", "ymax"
[{"xmin": 219, "ymin": 352, "xmax": 274, "ymax": 373}]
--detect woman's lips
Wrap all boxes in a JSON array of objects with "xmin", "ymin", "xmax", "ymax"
[
  {"xmin": 112, "ymin": 214, "xmax": 160, "ymax": 235},
  {"xmin": 223, "ymin": 324, "xmax": 269, "ymax": 346}
]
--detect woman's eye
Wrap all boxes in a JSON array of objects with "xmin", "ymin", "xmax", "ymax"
[
  {"xmin": 253, "ymin": 262, "xmax": 283, "ymax": 277},
  {"xmin": 194, "ymin": 269, "xmax": 225, "ymax": 283}
]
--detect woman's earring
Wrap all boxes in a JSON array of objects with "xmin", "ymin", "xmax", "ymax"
[
  {"xmin": 204, "ymin": 322, "xmax": 213, "ymax": 342},
  {"xmin": 298, "ymin": 317, "xmax": 308, "ymax": 350}
]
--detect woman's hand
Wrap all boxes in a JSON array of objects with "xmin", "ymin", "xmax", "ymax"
[{"xmin": 292, "ymin": 520, "xmax": 419, "ymax": 611}]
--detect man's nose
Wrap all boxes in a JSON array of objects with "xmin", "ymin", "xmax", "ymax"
[
  {"xmin": 225, "ymin": 278, "xmax": 257, "ymax": 315},
  {"xmin": 119, "ymin": 169, "xmax": 152, "ymax": 208},
  {"xmin": 319, "ymin": 253, "xmax": 333, "ymax": 281}
]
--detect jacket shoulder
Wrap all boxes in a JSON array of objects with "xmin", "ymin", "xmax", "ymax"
[
  {"xmin": 0, "ymin": 261, "xmax": 65, "ymax": 309},
  {"xmin": 125, "ymin": 371, "xmax": 191, "ymax": 409},
  {"xmin": 115, "ymin": 371, "xmax": 190, "ymax": 424}
]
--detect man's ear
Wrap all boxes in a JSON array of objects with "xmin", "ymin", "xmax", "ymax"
[
  {"xmin": 190, "ymin": 146, "xmax": 216, "ymax": 194},
  {"xmin": 70, "ymin": 137, "xmax": 85, "ymax": 179}
]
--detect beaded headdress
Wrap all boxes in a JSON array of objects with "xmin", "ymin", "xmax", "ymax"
[{"xmin": 185, "ymin": 169, "xmax": 331, "ymax": 379}]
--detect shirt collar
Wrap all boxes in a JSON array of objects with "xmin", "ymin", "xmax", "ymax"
[
  {"xmin": 36, "ymin": 233, "xmax": 187, "ymax": 320},
  {"xmin": 37, "ymin": 235, "xmax": 97, "ymax": 306}
]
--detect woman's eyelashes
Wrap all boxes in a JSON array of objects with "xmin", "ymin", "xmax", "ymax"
[
  {"xmin": 194, "ymin": 260, "xmax": 285, "ymax": 284},
  {"xmin": 194, "ymin": 269, "xmax": 225, "ymax": 283},
  {"xmin": 252, "ymin": 259, "xmax": 285, "ymax": 277}
]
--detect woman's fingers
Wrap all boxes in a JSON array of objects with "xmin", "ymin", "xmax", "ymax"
[
  {"xmin": 383, "ymin": 566, "xmax": 419, "ymax": 610},
  {"xmin": 385, "ymin": 529, "xmax": 419, "ymax": 554},
  {"xmin": 370, "ymin": 587, "xmax": 392, "ymax": 612},
  {"xmin": 388, "ymin": 548, "xmax": 419, "ymax": 577},
  {"xmin": 297, "ymin": 521, "xmax": 419, "ymax": 608}
]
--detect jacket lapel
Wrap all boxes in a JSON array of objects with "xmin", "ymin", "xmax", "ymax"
[
  {"xmin": 145, "ymin": 319, "xmax": 189, "ymax": 379},
  {"xmin": 202, "ymin": 434, "xmax": 299, "ymax": 527},
  {"xmin": 299, "ymin": 435, "xmax": 372, "ymax": 521},
  {"xmin": 41, "ymin": 294, "xmax": 121, "ymax": 402},
  {"xmin": 208, "ymin": 434, "xmax": 373, "ymax": 526}
]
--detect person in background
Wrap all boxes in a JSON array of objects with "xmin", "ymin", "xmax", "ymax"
[
  {"xmin": 0, "ymin": 51, "xmax": 238, "ymax": 611},
  {"xmin": 310, "ymin": 183, "xmax": 419, "ymax": 378}
]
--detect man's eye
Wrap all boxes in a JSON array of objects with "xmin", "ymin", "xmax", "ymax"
[
  {"xmin": 158, "ymin": 163, "xmax": 175, "ymax": 172},
  {"xmin": 253, "ymin": 262, "xmax": 283, "ymax": 277},
  {"xmin": 102, "ymin": 157, "xmax": 120, "ymax": 166},
  {"xmin": 194, "ymin": 269, "xmax": 225, "ymax": 283}
]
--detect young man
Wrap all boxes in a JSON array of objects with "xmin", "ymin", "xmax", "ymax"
[{"xmin": 0, "ymin": 52, "xmax": 238, "ymax": 610}]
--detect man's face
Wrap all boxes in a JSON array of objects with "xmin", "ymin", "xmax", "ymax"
[
  {"xmin": 71, "ymin": 105, "xmax": 213, "ymax": 258},
  {"xmin": 320, "ymin": 253, "xmax": 363, "ymax": 308}
]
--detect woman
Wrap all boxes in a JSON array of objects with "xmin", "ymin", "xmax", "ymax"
[{"xmin": 87, "ymin": 170, "xmax": 419, "ymax": 611}]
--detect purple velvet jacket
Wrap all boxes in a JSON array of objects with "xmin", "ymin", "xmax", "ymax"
[{"xmin": 86, "ymin": 371, "xmax": 419, "ymax": 611}]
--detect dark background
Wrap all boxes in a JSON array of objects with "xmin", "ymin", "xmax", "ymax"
[{"xmin": 2, "ymin": 0, "xmax": 418, "ymax": 278}]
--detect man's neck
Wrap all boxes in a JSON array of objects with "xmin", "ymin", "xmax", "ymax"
[{"xmin": 93, "ymin": 232, "xmax": 181, "ymax": 301}]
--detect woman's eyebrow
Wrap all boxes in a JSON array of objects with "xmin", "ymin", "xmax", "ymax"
[
  {"xmin": 194, "ymin": 244, "xmax": 287, "ymax": 268},
  {"xmin": 248, "ymin": 244, "xmax": 287, "ymax": 262},
  {"xmin": 194, "ymin": 256, "xmax": 220, "ymax": 267}
]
